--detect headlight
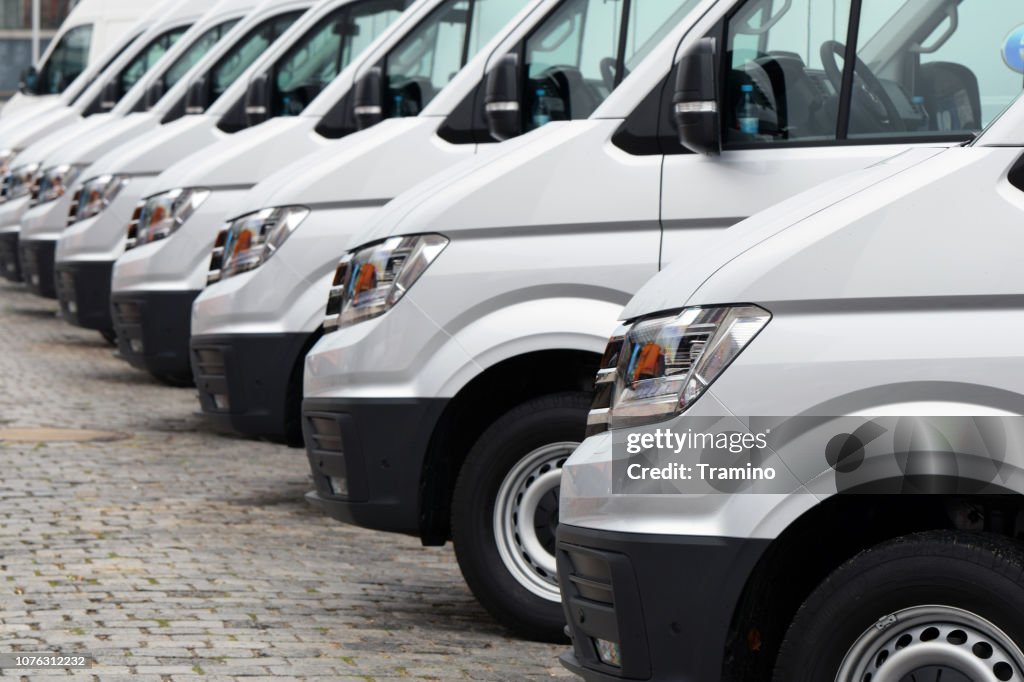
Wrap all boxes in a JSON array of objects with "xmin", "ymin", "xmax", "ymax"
[
  {"xmin": 0, "ymin": 149, "xmax": 19, "ymax": 178},
  {"xmin": 207, "ymin": 206, "xmax": 310, "ymax": 283},
  {"xmin": 33, "ymin": 163, "xmax": 86, "ymax": 205},
  {"xmin": 587, "ymin": 305, "xmax": 771, "ymax": 432},
  {"xmin": 71, "ymin": 175, "xmax": 129, "ymax": 223},
  {"xmin": 127, "ymin": 188, "xmax": 209, "ymax": 248},
  {"xmin": 324, "ymin": 234, "xmax": 449, "ymax": 330},
  {"xmin": 3, "ymin": 162, "xmax": 40, "ymax": 201}
]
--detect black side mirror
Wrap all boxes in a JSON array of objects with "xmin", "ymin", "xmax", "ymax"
[
  {"xmin": 185, "ymin": 76, "xmax": 209, "ymax": 114},
  {"xmin": 244, "ymin": 72, "xmax": 270, "ymax": 125},
  {"xmin": 484, "ymin": 54, "xmax": 521, "ymax": 142},
  {"xmin": 672, "ymin": 37, "xmax": 721, "ymax": 156},
  {"xmin": 353, "ymin": 67, "xmax": 383, "ymax": 130},
  {"xmin": 19, "ymin": 66, "xmax": 38, "ymax": 94},
  {"xmin": 144, "ymin": 80, "xmax": 165, "ymax": 110},
  {"xmin": 100, "ymin": 79, "xmax": 120, "ymax": 111}
]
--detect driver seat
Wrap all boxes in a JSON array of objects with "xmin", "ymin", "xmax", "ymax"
[{"xmin": 919, "ymin": 61, "xmax": 982, "ymax": 132}]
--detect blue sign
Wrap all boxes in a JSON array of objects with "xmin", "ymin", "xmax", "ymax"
[{"xmin": 1005, "ymin": 25, "xmax": 1024, "ymax": 74}]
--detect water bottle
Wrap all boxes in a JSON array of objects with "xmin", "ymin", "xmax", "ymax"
[
  {"xmin": 533, "ymin": 88, "xmax": 551, "ymax": 128},
  {"xmin": 738, "ymin": 84, "xmax": 758, "ymax": 135}
]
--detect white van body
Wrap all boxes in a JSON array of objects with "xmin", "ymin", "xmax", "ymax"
[
  {"xmin": 2, "ymin": 0, "xmax": 147, "ymax": 118},
  {"xmin": 51, "ymin": 0, "xmax": 320, "ymax": 335},
  {"xmin": 0, "ymin": 0, "xmax": 210, "ymax": 286},
  {"xmin": 107, "ymin": 0, "xmax": 523, "ymax": 385},
  {"xmin": 14, "ymin": 0, "xmax": 253, "ymax": 299},
  {"xmin": 186, "ymin": 0, "xmax": 564, "ymax": 445},
  {"xmin": 300, "ymin": 0, "xmax": 1024, "ymax": 642},
  {"xmin": 557, "ymin": 95, "xmax": 1024, "ymax": 682}
]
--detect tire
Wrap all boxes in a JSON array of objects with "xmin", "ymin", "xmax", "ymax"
[
  {"xmin": 152, "ymin": 371, "xmax": 194, "ymax": 388},
  {"xmin": 774, "ymin": 531, "xmax": 1024, "ymax": 682},
  {"xmin": 451, "ymin": 391, "xmax": 590, "ymax": 642},
  {"xmin": 99, "ymin": 329, "xmax": 117, "ymax": 346}
]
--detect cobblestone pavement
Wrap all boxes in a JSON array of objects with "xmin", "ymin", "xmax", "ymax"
[{"xmin": 0, "ymin": 281, "xmax": 573, "ymax": 681}]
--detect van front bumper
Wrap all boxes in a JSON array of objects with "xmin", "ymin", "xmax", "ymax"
[
  {"xmin": 557, "ymin": 524, "xmax": 768, "ymax": 682},
  {"xmin": 191, "ymin": 332, "xmax": 311, "ymax": 443},
  {"xmin": 0, "ymin": 229, "xmax": 21, "ymax": 282},
  {"xmin": 302, "ymin": 397, "xmax": 448, "ymax": 537},
  {"xmin": 111, "ymin": 290, "xmax": 198, "ymax": 381},
  {"xmin": 55, "ymin": 260, "xmax": 114, "ymax": 332},
  {"xmin": 18, "ymin": 238, "xmax": 56, "ymax": 297}
]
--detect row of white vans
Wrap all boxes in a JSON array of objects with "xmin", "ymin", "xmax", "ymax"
[{"xmin": 4, "ymin": 0, "xmax": 1024, "ymax": 678}]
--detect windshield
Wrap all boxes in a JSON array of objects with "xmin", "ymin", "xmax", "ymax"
[
  {"xmin": 207, "ymin": 11, "xmax": 304, "ymax": 103},
  {"xmin": 160, "ymin": 20, "xmax": 240, "ymax": 92},
  {"xmin": 27, "ymin": 23, "xmax": 93, "ymax": 95},
  {"xmin": 270, "ymin": 0, "xmax": 409, "ymax": 117},
  {"xmin": 114, "ymin": 26, "xmax": 190, "ymax": 103}
]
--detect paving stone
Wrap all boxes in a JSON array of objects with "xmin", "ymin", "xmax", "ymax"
[{"xmin": 0, "ymin": 283, "xmax": 572, "ymax": 680}]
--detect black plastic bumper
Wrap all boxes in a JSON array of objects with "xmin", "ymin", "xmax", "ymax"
[
  {"xmin": 191, "ymin": 332, "xmax": 313, "ymax": 443},
  {"xmin": 55, "ymin": 260, "xmax": 114, "ymax": 332},
  {"xmin": 0, "ymin": 231, "xmax": 20, "ymax": 282},
  {"xmin": 302, "ymin": 397, "xmax": 448, "ymax": 536},
  {"xmin": 18, "ymin": 238, "xmax": 56, "ymax": 297},
  {"xmin": 110, "ymin": 290, "xmax": 198, "ymax": 381},
  {"xmin": 557, "ymin": 525, "xmax": 769, "ymax": 681}
]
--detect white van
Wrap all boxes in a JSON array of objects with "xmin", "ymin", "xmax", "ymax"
[
  {"xmin": 52, "ymin": 0, "xmax": 322, "ymax": 338},
  {"xmin": 107, "ymin": 0, "xmax": 521, "ymax": 387},
  {"xmin": 13, "ymin": 0, "xmax": 253, "ymax": 300},
  {"xmin": 186, "ymin": 0, "xmax": 655, "ymax": 446},
  {"xmin": 2, "ymin": 0, "xmax": 146, "ymax": 118},
  {"xmin": 0, "ymin": 0, "xmax": 210, "ymax": 286},
  {"xmin": 300, "ymin": 0, "xmax": 1024, "ymax": 641},
  {"xmin": 557, "ymin": 93, "xmax": 1024, "ymax": 682}
]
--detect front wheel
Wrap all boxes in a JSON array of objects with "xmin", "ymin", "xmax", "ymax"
[
  {"xmin": 774, "ymin": 531, "xmax": 1024, "ymax": 682},
  {"xmin": 451, "ymin": 392, "xmax": 590, "ymax": 642}
]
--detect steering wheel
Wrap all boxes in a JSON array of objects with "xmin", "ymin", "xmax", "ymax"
[{"xmin": 820, "ymin": 40, "xmax": 905, "ymax": 132}]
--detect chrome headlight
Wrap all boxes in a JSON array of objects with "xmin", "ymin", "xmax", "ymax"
[
  {"xmin": 209, "ymin": 206, "xmax": 310, "ymax": 283},
  {"xmin": 129, "ymin": 188, "xmax": 209, "ymax": 248},
  {"xmin": 587, "ymin": 305, "xmax": 771, "ymax": 432},
  {"xmin": 73, "ymin": 175, "xmax": 129, "ymax": 223},
  {"xmin": 34, "ymin": 163, "xmax": 86, "ymax": 205},
  {"xmin": 324, "ymin": 234, "xmax": 449, "ymax": 330},
  {"xmin": 4, "ymin": 162, "xmax": 40, "ymax": 201}
]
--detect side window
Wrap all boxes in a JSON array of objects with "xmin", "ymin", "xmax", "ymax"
[
  {"xmin": 34, "ymin": 23, "xmax": 93, "ymax": 94},
  {"xmin": 850, "ymin": 0, "xmax": 1024, "ymax": 138},
  {"xmin": 382, "ymin": 0, "xmax": 521, "ymax": 119},
  {"xmin": 161, "ymin": 20, "xmax": 239, "ymax": 92},
  {"xmin": 209, "ymin": 12, "xmax": 302, "ymax": 102},
  {"xmin": 724, "ymin": 0, "xmax": 850, "ymax": 145},
  {"xmin": 117, "ymin": 27, "xmax": 189, "ymax": 100},
  {"xmin": 522, "ymin": 0, "xmax": 698, "ymax": 132},
  {"xmin": 723, "ymin": 0, "xmax": 1024, "ymax": 146},
  {"xmin": 271, "ymin": 0, "xmax": 407, "ymax": 117}
]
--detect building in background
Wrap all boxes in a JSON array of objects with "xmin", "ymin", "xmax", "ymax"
[{"xmin": 0, "ymin": 0, "xmax": 74, "ymax": 100}]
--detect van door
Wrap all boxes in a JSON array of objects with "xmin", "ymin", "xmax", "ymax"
[{"xmin": 659, "ymin": 0, "xmax": 1024, "ymax": 266}]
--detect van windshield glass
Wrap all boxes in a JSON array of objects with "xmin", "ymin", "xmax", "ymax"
[
  {"xmin": 116, "ymin": 26, "xmax": 189, "ymax": 102},
  {"xmin": 270, "ymin": 0, "xmax": 408, "ymax": 117},
  {"xmin": 382, "ymin": 0, "xmax": 522, "ymax": 118},
  {"xmin": 161, "ymin": 20, "xmax": 240, "ymax": 92},
  {"xmin": 522, "ymin": 0, "xmax": 699, "ymax": 132},
  {"xmin": 29, "ymin": 23, "xmax": 93, "ymax": 95},
  {"xmin": 208, "ymin": 12, "xmax": 303, "ymax": 103}
]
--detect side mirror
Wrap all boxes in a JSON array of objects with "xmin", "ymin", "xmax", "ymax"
[
  {"xmin": 19, "ymin": 66, "xmax": 38, "ymax": 94},
  {"xmin": 353, "ymin": 67, "xmax": 383, "ymax": 130},
  {"xmin": 484, "ymin": 54, "xmax": 521, "ymax": 142},
  {"xmin": 100, "ymin": 79, "xmax": 119, "ymax": 111},
  {"xmin": 244, "ymin": 72, "xmax": 270, "ymax": 125},
  {"xmin": 185, "ymin": 76, "xmax": 209, "ymax": 114},
  {"xmin": 144, "ymin": 80, "xmax": 165, "ymax": 110},
  {"xmin": 672, "ymin": 37, "xmax": 721, "ymax": 156}
]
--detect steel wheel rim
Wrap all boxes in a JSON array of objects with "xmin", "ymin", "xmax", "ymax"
[
  {"xmin": 836, "ymin": 605, "xmax": 1024, "ymax": 682},
  {"xmin": 493, "ymin": 441, "xmax": 576, "ymax": 601}
]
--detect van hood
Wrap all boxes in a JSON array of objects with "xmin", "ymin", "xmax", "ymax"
[
  {"xmin": 239, "ymin": 117, "xmax": 434, "ymax": 214},
  {"xmin": 621, "ymin": 146, "xmax": 952, "ymax": 320},
  {"xmin": 0, "ymin": 107, "xmax": 81, "ymax": 156},
  {"xmin": 151, "ymin": 116, "xmax": 310, "ymax": 193},
  {"xmin": 38, "ymin": 112, "xmax": 159, "ymax": 169},
  {"xmin": 346, "ymin": 121, "xmax": 588, "ymax": 247},
  {"xmin": 84, "ymin": 116, "xmax": 213, "ymax": 181},
  {"xmin": 14, "ymin": 114, "xmax": 118, "ymax": 168}
]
